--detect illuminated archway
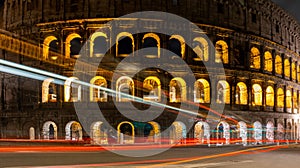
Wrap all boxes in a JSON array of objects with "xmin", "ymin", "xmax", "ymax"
[
  {"xmin": 284, "ymin": 59, "xmax": 290, "ymax": 78},
  {"xmin": 169, "ymin": 77, "xmax": 187, "ymax": 103},
  {"xmin": 216, "ymin": 80, "xmax": 230, "ymax": 104},
  {"xmin": 215, "ymin": 40, "xmax": 228, "ymax": 64},
  {"xmin": 252, "ymin": 84, "xmax": 262, "ymax": 106},
  {"xmin": 286, "ymin": 90, "xmax": 292, "ymax": 109},
  {"xmin": 297, "ymin": 65, "xmax": 300, "ymax": 82},
  {"xmin": 42, "ymin": 121, "xmax": 58, "ymax": 140},
  {"xmin": 116, "ymin": 76, "xmax": 134, "ymax": 102},
  {"xmin": 253, "ymin": 121, "xmax": 262, "ymax": 144},
  {"xmin": 64, "ymin": 77, "xmax": 81, "ymax": 102},
  {"xmin": 65, "ymin": 33, "xmax": 81, "ymax": 58},
  {"xmin": 236, "ymin": 82, "xmax": 247, "ymax": 105},
  {"xmin": 277, "ymin": 88, "xmax": 284, "ymax": 108},
  {"xmin": 147, "ymin": 121, "xmax": 161, "ymax": 143},
  {"xmin": 193, "ymin": 37, "xmax": 209, "ymax": 61},
  {"xmin": 292, "ymin": 62, "xmax": 296, "ymax": 80},
  {"xmin": 277, "ymin": 123, "xmax": 284, "ymax": 141},
  {"xmin": 116, "ymin": 32, "xmax": 134, "ymax": 57},
  {"xmin": 264, "ymin": 51, "xmax": 273, "ymax": 72},
  {"xmin": 42, "ymin": 78, "xmax": 57, "ymax": 103},
  {"xmin": 194, "ymin": 79, "xmax": 210, "ymax": 103},
  {"xmin": 275, "ymin": 55, "xmax": 282, "ymax": 75},
  {"xmin": 29, "ymin": 127, "xmax": 35, "ymax": 140},
  {"xmin": 250, "ymin": 47, "xmax": 260, "ymax": 69},
  {"xmin": 238, "ymin": 121, "xmax": 247, "ymax": 145},
  {"xmin": 169, "ymin": 35, "xmax": 186, "ymax": 58},
  {"xmin": 43, "ymin": 36, "xmax": 58, "ymax": 59},
  {"xmin": 194, "ymin": 121, "xmax": 210, "ymax": 144},
  {"xmin": 65, "ymin": 121, "xmax": 82, "ymax": 141},
  {"xmin": 90, "ymin": 121, "xmax": 108, "ymax": 145},
  {"xmin": 90, "ymin": 76, "xmax": 107, "ymax": 102},
  {"xmin": 142, "ymin": 33, "xmax": 160, "ymax": 58},
  {"xmin": 117, "ymin": 121, "xmax": 135, "ymax": 144},
  {"xmin": 216, "ymin": 121, "xmax": 230, "ymax": 145},
  {"xmin": 266, "ymin": 121, "xmax": 274, "ymax": 143},
  {"xmin": 266, "ymin": 86, "xmax": 274, "ymax": 107},
  {"xmin": 90, "ymin": 32, "xmax": 107, "ymax": 57},
  {"xmin": 143, "ymin": 76, "xmax": 161, "ymax": 102},
  {"xmin": 294, "ymin": 91, "xmax": 298, "ymax": 113},
  {"xmin": 169, "ymin": 121, "xmax": 186, "ymax": 144}
]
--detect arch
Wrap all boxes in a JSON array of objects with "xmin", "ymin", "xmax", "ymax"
[
  {"xmin": 215, "ymin": 40, "xmax": 229, "ymax": 64},
  {"xmin": 216, "ymin": 121, "xmax": 230, "ymax": 145},
  {"xmin": 116, "ymin": 76, "xmax": 134, "ymax": 102},
  {"xmin": 236, "ymin": 82, "xmax": 248, "ymax": 105},
  {"xmin": 194, "ymin": 79, "xmax": 210, "ymax": 103},
  {"xmin": 29, "ymin": 127, "xmax": 35, "ymax": 140},
  {"xmin": 65, "ymin": 121, "xmax": 82, "ymax": 141},
  {"xmin": 90, "ymin": 121, "xmax": 108, "ymax": 145},
  {"xmin": 264, "ymin": 51, "xmax": 273, "ymax": 72},
  {"xmin": 253, "ymin": 121, "xmax": 262, "ymax": 144},
  {"xmin": 170, "ymin": 121, "xmax": 186, "ymax": 144},
  {"xmin": 116, "ymin": 32, "xmax": 134, "ymax": 57},
  {"xmin": 277, "ymin": 88, "xmax": 284, "ymax": 108},
  {"xmin": 42, "ymin": 78, "xmax": 56, "ymax": 103},
  {"xmin": 169, "ymin": 77, "xmax": 187, "ymax": 103},
  {"xmin": 90, "ymin": 76, "xmax": 107, "ymax": 102},
  {"xmin": 142, "ymin": 33, "xmax": 160, "ymax": 58},
  {"xmin": 193, "ymin": 37, "xmax": 209, "ymax": 61},
  {"xmin": 250, "ymin": 47, "xmax": 260, "ymax": 69},
  {"xmin": 275, "ymin": 55, "xmax": 282, "ymax": 75},
  {"xmin": 277, "ymin": 123, "xmax": 284, "ymax": 141},
  {"xmin": 238, "ymin": 121, "xmax": 247, "ymax": 145},
  {"xmin": 42, "ymin": 121, "xmax": 58, "ymax": 140},
  {"xmin": 64, "ymin": 77, "xmax": 81, "ymax": 102},
  {"xmin": 65, "ymin": 33, "xmax": 81, "ymax": 58},
  {"xmin": 297, "ymin": 65, "xmax": 300, "ymax": 82},
  {"xmin": 216, "ymin": 80, "xmax": 230, "ymax": 104},
  {"xmin": 284, "ymin": 59, "xmax": 290, "ymax": 78},
  {"xmin": 169, "ymin": 35, "xmax": 186, "ymax": 58},
  {"xmin": 286, "ymin": 90, "xmax": 292, "ymax": 109},
  {"xmin": 90, "ymin": 32, "xmax": 108, "ymax": 57},
  {"xmin": 147, "ymin": 121, "xmax": 161, "ymax": 143},
  {"xmin": 292, "ymin": 62, "xmax": 296, "ymax": 80},
  {"xmin": 143, "ymin": 76, "xmax": 161, "ymax": 102},
  {"xmin": 43, "ymin": 36, "xmax": 58, "ymax": 59},
  {"xmin": 252, "ymin": 84, "xmax": 262, "ymax": 106},
  {"xmin": 266, "ymin": 86, "xmax": 274, "ymax": 107},
  {"xmin": 117, "ymin": 121, "xmax": 135, "ymax": 144},
  {"xmin": 194, "ymin": 121, "xmax": 210, "ymax": 144},
  {"xmin": 266, "ymin": 121, "xmax": 274, "ymax": 143},
  {"xmin": 293, "ymin": 91, "xmax": 298, "ymax": 113}
]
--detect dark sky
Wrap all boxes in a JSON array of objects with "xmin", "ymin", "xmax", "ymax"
[{"xmin": 271, "ymin": 0, "xmax": 300, "ymax": 22}]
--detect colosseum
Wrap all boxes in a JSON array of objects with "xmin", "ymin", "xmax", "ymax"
[{"xmin": 0, "ymin": 0, "xmax": 299, "ymax": 146}]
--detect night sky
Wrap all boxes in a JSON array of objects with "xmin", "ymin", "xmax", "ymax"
[{"xmin": 271, "ymin": 0, "xmax": 300, "ymax": 22}]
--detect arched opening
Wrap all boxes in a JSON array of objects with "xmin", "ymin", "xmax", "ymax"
[
  {"xmin": 64, "ymin": 77, "xmax": 81, "ymax": 102},
  {"xmin": 143, "ymin": 76, "xmax": 161, "ymax": 102},
  {"xmin": 238, "ymin": 121, "xmax": 247, "ymax": 145},
  {"xmin": 147, "ymin": 121, "xmax": 161, "ymax": 143},
  {"xmin": 192, "ymin": 37, "xmax": 209, "ymax": 61},
  {"xmin": 277, "ymin": 123, "xmax": 284, "ymax": 142},
  {"xmin": 250, "ymin": 47, "xmax": 261, "ymax": 69},
  {"xmin": 292, "ymin": 62, "xmax": 297, "ymax": 80},
  {"xmin": 65, "ymin": 121, "xmax": 82, "ymax": 141},
  {"xmin": 284, "ymin": 59, "xmax": 290, "ymax": 78},
  {"xmin": 42, "ymin": 121, "xmax": 58, "ymax": 140},
  {"xmin": 90, "ymin": 121, "xmax": 108, "ymax": 145},
  {"xmin": 169, "ymin": 77, "xmax": 186, "ymax": 103},
  {"xmin": 297, "ymin": 65, "xmax": 300, "ymax": 82},
  {"xmin": 266, "ymin": 121, "xmax": 274, "ymax": 143},
  {"xmin": 116, "ymin": 32, "xmax": 134, "ymax": 57},
  {"xmin": 216, "ymin": 121, "xmax": 230, "ymax": 145},
  {"xmin": 252, "ymin": 121, "xmax": 262, "ymax": 144},
  {"xmin": 264, "ymin": 51, "xmax": 273, "ymax": 72},
  {"xmin": 29, "ymin": 127, "xmax": 35, "ymax": 140},
  {"xmin": 236, "ymin": 82, "xmax": 248, "ymax": 105},
  {"xmin": 277, "ymin": 88, "xmax": 284, "ymax": 108},
  {"xmin": 117, "ymin": 121, "xmax": 135, "ymax": 144},
  {"xmin": 275, "ymin": 55, "xmax": 282, "ymax": 75},
  {"xmin": 90, "ymin": 32, "xmax": 107, "ymax": 57},
  {"xmin": 116, "ymin": 76, "xmax": 134, "ymax": 102},
  {"xmin": 294, "ymin": 91, "xmax": 298, "ymax": 113},
  {"xmin": 194, "ymin": 79, "xmax": 210, "ymax": 103},
  {"xmin": 90, "ymin": 76, "xmax": 107, "ymax": 102},
  {"xmin": 216, "ymin": 80, "xmax": 230, "ymax": 104},
  {"xmin": 215, "ymin": 40, "xmax": 229, "ymax": 64},
  {"xmin": 42, "ymin": 78, "xmax": 57, "ymax": 103},
  {"xmin": 286, "ymin": 90, "xmax": 292, "ymax": 110},
  {"xmin": 142, "ymin": 33, "xmax": 160, "ymax": 58},
  {"xmin": 252, "ymin": 84, "xmax": 262, "ymax": 106},
  {"xmin": 194, "ymin": 122, "xmax": 210, "ymax": 144},
  {"xmin": 169, "ymin": 121, "xmax": 186, "ymax": 144},
  {"xmin": 266, "ymin": 86, "xmax": 274, "ymax": 107},
  {"xmin": 65, "ymin": 33, "xmax": 81, "ymax": 58},
  {"xmin": 169, "ymin": 35, "xmax": 185, "ymax": 58},
  {"xmin": 43, "ymin": 36, "xmax": 59, "ymax": 60}
]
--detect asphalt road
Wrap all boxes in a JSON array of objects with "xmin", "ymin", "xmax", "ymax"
[{"xmin": 0, "ymin": 144, "xmax": 299, "ymax": 167}]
